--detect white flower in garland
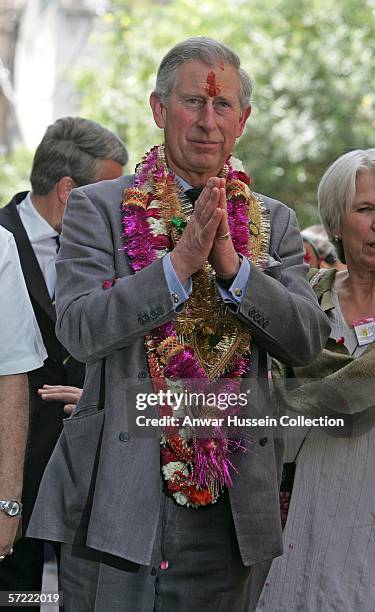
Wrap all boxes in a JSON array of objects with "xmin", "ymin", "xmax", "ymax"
[
  {"xmin": 148, "ymin": 217, "xmax": 167, "ymax": 236},
  {"xmin": 229, "ymin": 156, "xmax": 245, "ymax": 172},
  {"xmin": 173, "ymin": 491, "xmax": 190, "ymax": 506},
  {"xmin": 162, "ymin": 461, "xmax": 187, "ymax": 481},
  {"xmin": 148, "ymin": 199, "xmax": 161, "ymax": 208}
]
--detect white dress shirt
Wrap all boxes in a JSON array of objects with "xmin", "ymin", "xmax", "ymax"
[
  {"xmin": 17, "ymin": 193, "xmax": 59, "ymax": 298},
  {"xmin": 0, "ymin": 226, "xmax": 47, "ymax": 375}
]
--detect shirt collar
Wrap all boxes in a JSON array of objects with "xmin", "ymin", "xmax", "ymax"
[
  {"xmin": 175, "ymin": 175, "xmax": 193, "ymax": 192},
  {"xmin": 17, "ymin": 193, "xmax": 58, "ymax": 242}
]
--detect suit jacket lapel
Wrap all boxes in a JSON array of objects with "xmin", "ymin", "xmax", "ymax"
[{"xmin": 0, "ymin": 193, "xmax": 56, "ymax": 321}]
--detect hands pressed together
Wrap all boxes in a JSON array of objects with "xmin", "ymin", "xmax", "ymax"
[{"xmin": 171, "ymin": 177, "xmax": 241, "ymax": 284}]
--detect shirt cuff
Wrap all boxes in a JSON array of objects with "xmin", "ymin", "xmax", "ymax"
[
  {"xmin": 216, "ymin": 254, "xmax": 250, "ymax": 308},
  {"xmin": 162, "ymin": 253, "xmax": 192, "ymax": 309}
]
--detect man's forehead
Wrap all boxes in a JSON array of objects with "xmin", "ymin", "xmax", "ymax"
[{"xmin": 173, "ymin": 60, "xmax": 240, "ymax": 97}]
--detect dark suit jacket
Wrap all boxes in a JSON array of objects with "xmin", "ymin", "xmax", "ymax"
[{"xmin": 0, "ymin": 193, "xmax": 85, "ymax": 528}]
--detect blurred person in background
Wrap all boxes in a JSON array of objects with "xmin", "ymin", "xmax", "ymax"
[
  {"xmin": 0, "ymin": 117, "xmax": 127, "ymax": 603},
  {"xmin": 301, "ymin": 223, "xmax": 346, "ymax": 270},
  {"xmin": 0, "ymin": 226, "xmax": 46, "ymax": 568},
  {"xmin": 256, "ymin": 148, "xmax": 375, "ymax": 611}
]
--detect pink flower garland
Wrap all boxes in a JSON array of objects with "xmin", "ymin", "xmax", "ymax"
[{"xmin": 121, "ymin": 146, "xmax": 253, "ymax": 507}]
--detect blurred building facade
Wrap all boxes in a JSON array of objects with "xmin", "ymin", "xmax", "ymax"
[
  {"xmin": 0, "ymin": 0, "xmax": 21, "ymax": 151},
  {"xmin": 0, "ymin": 0, "xmax": 106, "ymax": 152}
]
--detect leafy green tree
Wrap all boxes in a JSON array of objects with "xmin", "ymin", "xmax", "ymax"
[
  {"xmin": 75, "ymin": 0, "xmax": 373, "ymax": 227},
  {"xmin": 0, "ymin": 148, "xmax": 33, "ymax": 207}
]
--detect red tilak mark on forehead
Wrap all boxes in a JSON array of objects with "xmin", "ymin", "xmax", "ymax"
[
  {"xmin": 219, "ymin": 62, "xmax": 225, "ymax": 71},
  {"xmin": 205, "ymin": 71, "xmax": 221, "ymax": 97}
]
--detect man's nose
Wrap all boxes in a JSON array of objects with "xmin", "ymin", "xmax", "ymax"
[{"xmin": 197, "ymin": 102, "xmax": 217, "ymax": 130}]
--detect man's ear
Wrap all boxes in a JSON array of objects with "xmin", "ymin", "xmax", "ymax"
[
  {"xmin": 150, "ymin": 92, "xmax": 167, "ymax": 129},
  {"xmin": 236, "ymin": 104, "xmax": 251, "ymax": 138},
  {"xmin": 56, "ymin": 176, "xmax": 76, "ymax": 205}
]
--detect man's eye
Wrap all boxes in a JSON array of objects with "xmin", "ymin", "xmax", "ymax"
[
  {"xmin": 185, "ymin": 98, "xmax": 201, "ymax": 106},
  {"xmin": 214, "ymin": 100, "xmax": 231, "ymax": 111}
]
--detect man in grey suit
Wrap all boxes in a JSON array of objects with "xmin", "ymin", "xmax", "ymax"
[
  {"xmin": 0, "ymin": 117, "xmax": 127, "ymax": 605},
  {"xmin": 28, "ymin": 38, "xmax": 330, "ymax": 611}
]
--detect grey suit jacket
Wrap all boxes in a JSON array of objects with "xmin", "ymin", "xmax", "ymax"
[{"xmin": 27, "ymin": 175, "xmax": 330, "ymax": 566}]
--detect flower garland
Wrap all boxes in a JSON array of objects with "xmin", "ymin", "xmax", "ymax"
[{"xmin": 121, "ymin": 145, "xmax": 270, "ymax": 507}]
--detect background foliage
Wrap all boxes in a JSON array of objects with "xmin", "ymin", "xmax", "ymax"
[
  {"xmin": 0, "ymin": 148, "xmax": 33, "ymax": 206},
  {"xmin": 1, "ymin": 0, "xmax": 374, "ymax": 229},
  {"xmin": 76, "ymin": 0, "xmax": 375, "ymax": 227}
]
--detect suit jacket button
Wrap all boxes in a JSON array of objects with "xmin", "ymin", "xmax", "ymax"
[
  {"xmin": 259, "ymin": 437, "xmax": 268, "ymax": 446},
  {"xmin": 138, "ymin": 371, "xmax": 148, "ymax": 379},
  {"xmin": 119, "ymin": 431, "xmax": 130, "ymax": 442}
]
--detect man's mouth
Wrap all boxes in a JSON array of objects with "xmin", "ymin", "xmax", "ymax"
[{"xmin": 189, "ymin": 140, "xmax": 221, "ymax": 147}]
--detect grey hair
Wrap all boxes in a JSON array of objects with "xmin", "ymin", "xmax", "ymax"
[
  {"xmin": 301, "ymin": 224, "xmax": 338, "ymax": 265},
  {"xmin": 318, "ymin": 148, "xmax": 375, "ymax": 238},
  {"xmin": 30, "ymin": 116, "xmax": 128, "ymax": 195},
  {"xmin": 154, "ymin": 37, "xmax": 253, "ymax": 110},
  {"xmin": 318, "ymin": 149, "xmax": 375, "ymax": 263}
]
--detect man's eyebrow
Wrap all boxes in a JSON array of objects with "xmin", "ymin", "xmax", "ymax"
[
  {"xmin": 215, "ymin": 95, "xmax": 234, "ymax": 103},
  {"xmin": 179, "ymin": 93, "xmax": 235, "ymax": 103},
  {"xmin": 179, "ymin": 93, "xmax": 206, "ymax": 99}
]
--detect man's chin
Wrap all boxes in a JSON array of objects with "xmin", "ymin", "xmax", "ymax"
[{"xmin": 186, "ymin": 152, "xmax": 225, "ymax": 174}]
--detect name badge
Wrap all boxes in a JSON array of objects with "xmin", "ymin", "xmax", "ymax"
[{"xmin": 354, "ymin": 317, "xmax": 375, "ymax": 346}]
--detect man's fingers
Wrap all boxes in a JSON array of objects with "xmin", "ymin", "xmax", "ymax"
[
  {"xmin": 40, "ymin": 384, "xmax": 74, "ymax": 391},
  {"xmin": 215, "ymin": 207, "xmax": 230, "ymax": 237},
  {"xmin": 218, "ymin": 186, "xmax": 227, "ymax": 210},
  {"xmin": 64, "ymin": 404, "xmax": 75, "ymax": 415},
  {"xmin": 39, "ymin": 388, "xmax": 82, "ymax": 404},
  {"xmin": 194, "ymin": 177, "xmax": 223, "ymax": 216},
  {"xmin": 38, "ymin": 385, "xmax": 82, "ymax": 399},
  {"xmin": 194, "ymin": 186, "xmax": 220, "ymax": 226},
  {"xmin": 200, "ymin": 208, "xmax": 223, "ymax": 244}
]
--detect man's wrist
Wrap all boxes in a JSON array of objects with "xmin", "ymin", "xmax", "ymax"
[
  {"xmin": 170, "ymin": 251, "xmax": 192, "ymax": 284},
  {"xmin": 0, "ymin": 489, "xmax": 22, "ymax": 500},
  {"xmin": 216, "ymin": 255, "xmax": 242, "ymax": 281},
  {"xmin": 0, "ymin": 499, "xmax": 23, "ymax": 517},
  {"xmin": 216, "ymin": 275, "xmax": 236, "ymax": 290}
]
